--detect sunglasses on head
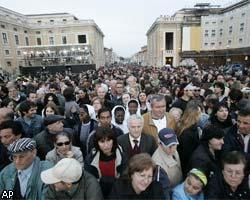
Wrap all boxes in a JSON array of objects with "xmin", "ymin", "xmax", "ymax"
[{"xmin": 56, "ymin": 141, "xmax": 70, "ymax": 146}]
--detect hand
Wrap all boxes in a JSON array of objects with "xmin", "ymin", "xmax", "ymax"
[{"xmin": 66, "ymin": 151, "xmax": 74, "ymax": 158}]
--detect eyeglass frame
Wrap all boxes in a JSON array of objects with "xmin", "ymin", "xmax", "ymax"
[{"xmin": 56, "ymin": 141, "xmax": 71, "ymax": 147}]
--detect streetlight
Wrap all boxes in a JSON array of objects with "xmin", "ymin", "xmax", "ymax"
[{"xmin": 226, "ymin": 45, "xmax": 230, "ymax": 66}]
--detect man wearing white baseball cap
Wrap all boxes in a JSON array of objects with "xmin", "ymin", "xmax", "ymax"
[{"xmin": 41, "ymin": 158, "xmax": 103, "ymax": 199}]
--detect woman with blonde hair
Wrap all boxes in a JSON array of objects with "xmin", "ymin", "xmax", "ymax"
[{"xmin": 177, "ymin": 100, "xmax": 202, "ymax": 176}]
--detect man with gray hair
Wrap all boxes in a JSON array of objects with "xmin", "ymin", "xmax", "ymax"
[
  {"xmin": 143, "ymin": 94, "xmax": 176, "ymax": 142},
  {"xmin": 118, "ymin": 114, "xmax": 157, "ymax": 161},
  {"xmin": 0, "ymin": 138, "xmax": 52, "ymax": 199}
]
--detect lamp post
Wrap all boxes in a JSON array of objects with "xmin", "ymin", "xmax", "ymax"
[{"xmin": 226, "ymin": 45, "xmax": 229, "ymax": 66}]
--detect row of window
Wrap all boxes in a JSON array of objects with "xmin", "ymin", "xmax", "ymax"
[
  {"xmin": 37, "ymin": 19, "xmax": 67, "ymax": 24},
  {"xmin": 204, "ymin": 38, "xmax": 244, "ymax": 47},
  {"xmin": 204, "ymin": 12, "xmax": 246, "ymax": 25},
  {"xmin": 204, "ymin": 23, "xmax": 245, "ymax": 37},
  {"xmin": 4, "ymin": 49, "xmax": 21, "ymax": 56},
  {"xmin": 2, "ymin": 32, "xmax": 87, "ymax": 46},
  {"xmin": 1, "ymin": 24, "xmax": 29, "ymax": 33}
]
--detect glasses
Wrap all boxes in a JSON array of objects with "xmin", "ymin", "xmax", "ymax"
[
  {"xmin": 56, "ymin": 141, "xmax": 70, "ymax": 146},
  {"xmin": 194, "ymin": 89, "xmax": 201, "ymax": 92},
  {"xmin": 223, "ymin": 169, "xmax": 244, "ymax": 178},
  {"xmin": 135, "ymin": 172, "xmax": 153, "ymax": 181}
]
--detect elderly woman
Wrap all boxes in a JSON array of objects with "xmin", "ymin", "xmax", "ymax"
[
  {"xmin": 108, "ymin": 153, "xmax": 165, "ymax": 199},
  {"xmin": 205, "ymin": 151, "xmax": 250, "ymax": 199},
  {"xmin": 84, "ymin": 126, "xmax": 126, "ymax": 198},
  {"xmin": 45, "ymin": 131, "xmax": 83, "ymax": 166}
]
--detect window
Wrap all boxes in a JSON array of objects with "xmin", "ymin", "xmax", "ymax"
[
  {"xmin": 5, "ymin": 50, "xmax": 10, "ymax": 55},
  {"xmin": 37, "ymin": 37, "xmax": 42, "ymax": 45},
  {"xmin": 240, "ymin": 23, "xmax": 244, "ymax": 32},
  {"xmin": 48, "ymin": 30, "xmax": 53, "ymax": 34},
  {"xmin": 62, "ymin": 36, "xmax": 67, "ymax": 44},
  {"xmin": 2, "ymin": 32, "xmax": 8, "ymax": 44},
  {"xmin": 37, "ymin": 20, "xmax": 42, "ymax": 24},
  {"xmin": 212, "ymin": 21, "xmax": 216, "ymax": 24},
  {"xmin": 211, "ymin": 43, "xmax": 215, "ymax": 47},
  {"xmin": 220, "ymin": 20, "xmax": 223, "ymax": 23},
  {"xmin": 165, "ymin": 32, "xmax": 173, "ymax": 50},
  {"xmin": 228, "ymin": 40, "xmax": 232, "ymax": 45},
  {"xmin": 219, "ymin": 42, "xmax": 222, "ymax": 46},
  {"xmin": 6, "ymin": 61, "xmax": 11, "ymax": 67},
  {"xmin": 230, "ymin": 16, "xmax": 233, "ymax": 20},
  {"xmin": 239, "ymin": 38, "xmax": 243, "ymax": 44},
  {"xmin": 13, "ymin": 27, "xmax": 17, "ymax": 31},
  {"xmin": 219, "ymin": 29, "xmax": 223, "ymax": 36},
  {"xmin": 14, "ymin": 35, "xmax": 19, "ymax": 45},
  {"xmin": 242, "ymin": 13, "xmax": 245, "ymax": 17},
  {"xmin": 205, "ymin": 22, "xmax": 209, "ymax": 25},
  {"xmin": 63, "ymin": 19, "xmax": 67, "ymax": 23},
  {"xmin": 229, "ymin": 26, "xmax": 232, "ymax": 34},
  {"xmin": 205, "ymin": 33, "xmax": 208, "ymax": 37},
  {"xmin": 25, "ymin": 36, "xmax": 29, "ymax": 46},
  {"xmin": 50, "ymin": 20, "xmax": 54, "ymax": 24},
  {"xmin": 49, "ymin": 37, "xmax": 54, "ymax": 45},
  {"xmin": 17, "ymin": 50, "xmax": 21, "ymax": 56},
  {"xmin": 24, "ymin": 30, "xmax": 28, "ymax": 33},
  {"xmin": 78, "ymin": 35, "xmax": 87, "ymax": 44},
  {"xmin": 36, "ymin": 31, "xmax": 41, "ymax": 34},
  {"xmin": 204, "ymin": 43, "xmax": 208, "ymax": 46},
  {"xmin": 211, "ymin": 30, "xmax": 216, "ymax": 37},
  {"xmin": 1, "ymin": 24, "xmax": 5, "ymax": 29}
]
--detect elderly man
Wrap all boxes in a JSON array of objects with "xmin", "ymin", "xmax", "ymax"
[
  {"xmin": 118, "ymin": 114, "xmax": 157, "ymax": 161},
  {"xmin": 0, "ymin": 138, "xmax": 52, "ymax": 199},
  {"xmin": 0, "ymin": 120, "xmax": 23, "ymax": 171},
  {"xmin": 41, "ymin": 158, "xmax": 103, "ymax": 199},
  {"xmin": 0, "ymin": 107, "xmax": 14, "ymax": 125},
  {"xmin": 34, "ymin": 114, "xmax": 74, "ymax": 160},
  {"xmin": 143, "ymin": 94, "xmax": 176, "ymax": 142}
]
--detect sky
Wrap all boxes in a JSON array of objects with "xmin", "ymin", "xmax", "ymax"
[{"xmin": 1, "ymin": 0, "xmax": 237, "ymax": 57}]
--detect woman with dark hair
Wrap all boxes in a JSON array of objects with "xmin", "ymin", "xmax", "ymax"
[
  {"xmin": 45, "ymin": 131, "xmax": 83, "ymax": 165},
  {"xmin": 84, "ymin": 126, "xmax": 126, "ymax": 198},
  {"xmin": 44, "ymin": 93, "xmax": 59, "ymax": 106},
  {"xmin": 209, "ymin": 102, "xmax": 233, "ymax": 133},
  {"xmin": 76, "ymin": 88, "xmax": 90, "ymax": 106},
  {"xmin": 42, "ymin": 102, "xmax": 59, "ymax": 117},
  {"xmin": 108, "ymin": 153, "xmax": 165, "ymax": 199}
]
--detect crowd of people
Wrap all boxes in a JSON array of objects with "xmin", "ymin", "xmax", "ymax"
[{"xmin": 0, "ymin": 64, "xmax": 250, "ymax": 199}]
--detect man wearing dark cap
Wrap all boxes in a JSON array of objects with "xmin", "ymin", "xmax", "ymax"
[
  {"xmin": 34, "ymin": 114, "xmax": 74, "ymax": 160},
  {"xmin": 0, "ymin": 138, "xmax": 52, "ymax": 199}
]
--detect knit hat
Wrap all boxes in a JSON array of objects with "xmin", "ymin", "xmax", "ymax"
[
  {"xmin": 189, "ymin": 168, "xmax": 207, "ymax": 186},
  {"xmin": 8, "ymin": 138, "xmax": 36, "ymax": 154},
  {"xmin": 201, "ymin": 124, "xmax": 225, "ymax": 141},
  {"xmin": 158, "ymin": 128, "xmax": 178, "ymax": 147}
]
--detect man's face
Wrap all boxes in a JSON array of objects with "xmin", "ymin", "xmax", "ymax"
[
  {"xmin": 28, "ymin": 93, "xmax": 38, "ymax": 103},
  {"xmin": 47, "ymin": 121, "xmax": 64, "ymax": 133},
  {"xmin": 115, "ymin": 110, "xmax": 125, "ymax": 124},
  {"xmin": 128, "ymin": 119, "xmax": 143, "ymax": 139},
  {"xmin": 54, "ymin": 181, "xmax": 70, "ymax": 191},
  {"xmin": 99, "ymin": 111, "xmax": 111, "ymax": 127},
  {"xmin": 24, "ymin": 107, "xmax": 37, "ymax": 118},
  {"xmin": 97, "ymin": 87, "xmax": 106, "ymax": 100},
  {"xmin": 115, "ymin": 83, "xmax": 124, "ymax": 95},
  {"xmin": 237, "ymin": 115, "xmax": 250, "ymax": 135},
  {"xmin": 128, "ymin": 102, "xmax": 138, "ymax": 115},
  {"xmin": 12, "ymin": 149, "xmax": 36, "ymax": 170},
  {"xmin": 216, "ymin": 75, "xmax": 225, "ymax": 83},
  {"xmin": 151, "ymin": 99, "xmax": 166, "ymax": 119},
  {"xmin": 79, "ymin": 108, "xmax": 90, "ymax": 123},
  {"xmin": 0, "ymin": 128, "xmax": 21, "ymax": 147}
]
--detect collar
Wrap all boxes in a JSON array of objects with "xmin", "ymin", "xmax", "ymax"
[
  {"xmin": 129, "ymin": 134, "xmax": 141, "ymax": 144},
  {"xmin": 18, "ymin": 161, "xmax": 34, "ymax": 177}
]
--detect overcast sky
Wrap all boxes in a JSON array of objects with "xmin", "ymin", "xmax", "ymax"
[{"xmin": 1, "ymin": 0, "xmax": 237, "ymax": 57}]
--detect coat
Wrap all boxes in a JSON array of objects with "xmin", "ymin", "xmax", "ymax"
[
  {"xmin": 204, "ymin": 171, "xmax": 250, "ymax": 199},
  {"xmin": 0, "ymin": 157, "xmax": 53, "ymax": 200},
  {"xmin": 143, "ymin": 112, "xmax": 176, "ymax": 142},
  {"xmin": 45, "ymin": 146, "xmax": 83, "ymax": 166},
  {"xmin": 152, "ymin": 146, "xmax": 182, "ymax": 188},
  {"xmin": 45, "ymin": 170, "xmax": 103, "ymax": 200},
  {"xmin": 108, "ymin": 178, "xmax": 165, "ymax": 200}
]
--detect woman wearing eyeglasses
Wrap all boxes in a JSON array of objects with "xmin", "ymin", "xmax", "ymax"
[
  {"xmin": 205, "ymin": 151, "xmax": 250, "ymax": 199},
  {"xmin": 45, "ymin": 131, "xmax": 83, "ymax": 166},
  {"xmin": 108, "ymin": 153, "xmax": 165, "ymax": 200}
]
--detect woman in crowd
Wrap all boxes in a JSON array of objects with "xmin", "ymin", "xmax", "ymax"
[
  {"xmin": 121, "ymin": 93, "xmax": 131, "ymax": 108},
  {"xmin": 76, "ymin": 88, "xmax": 90, "ymax": 106},
  {"xmin": 111, "ymin": 105, "xmax": 128, "ymax": 134},
  {"xmin": 91, "ymin": 96, "xmax": 103, "ymax": 120},
  {"xmin": 138, "ymin": 91, "xmax": 150, "ymax": 115},
  {"xmin": 108, "ymin": 153, "xmax": 165, "ymax": 199},
  {"xmin": 172, "ymin": 168, "xmax": 207, "ymax": 200},
  {"xmin": 42, "ymin": 102, "xmax": 59, "ymax": 117},
  {"xmin": 189, "ymin": 124, "xmax": 225, "ymax": 180},
  {"xmin": 205, "ymin": 151, "xmax": 250, "ymax": 199},
  {"xmin": 45, "ymin": 131, "xmax": 83, "ymax": 165},
  {"xmin": 209, "ymin": 102, "xmax": 233, "ymax": 133},
  {"xmin": 177, "ymin": 100, "xmax": 202, "ymax": 176},
  {"xmin": 44, "ymin": 93, "xmax": 60, "ymax": 107},
  {"xmin": 84, "ymin": 126, "xmax": 126, "ymax": 198}
]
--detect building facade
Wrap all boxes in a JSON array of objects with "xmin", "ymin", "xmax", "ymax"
[
  {"xmin": 0, "ymin": 6, "xmax": 105, "ymax": 73},
  {"xmin": 131, "ymin": 45, "xmax": 147, "ymax": 66}
]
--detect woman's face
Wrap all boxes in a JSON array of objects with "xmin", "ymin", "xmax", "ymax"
[
  {"xmin": 208, "ymin": 138, "xmax": 224, "ymax": 150},
  {"xmin": 7, "ymin": 101, "xmax": 15, "ymax": 110},
  {"xmin": 122, "ymin": 94, "xmax": 130, "ymax": 105},
  {"xmin": 170, "ymin": 110, "xmax": 181, "ymax": 122},
  {"xmin": 131, "ymin": 168, "xmax": 153, "ymax": 194},
  {"xmin": 55, "ymin": 135, "xmax": 71, "ymax": 155},
  {"xmin": 78, "ymin": 90, "xmax": 86, "ymax": 98},
  {"xmin": 216, "ymin": 106, "xmax": 229, "ymax": 122},
  {"xmin": 139, "ymin": 93, "xmax": 147, "ymax": 103},
  {"xmin": 184, "ymin": 175, "xmax": 203, "ymax": 196},
  {"xmin": 98, "ymin": 138, "xmax": 113, "ymax": 156},
  {"xmin": 45, "ymin": 107, "xmax": 55, "ymax": 116},
  {"xmin": 93, "ymin": 99, "xmax": 102, "ymax": 112},
  {"xmin": 128, "ymin": 102, "xmax": 138, "ymax": 115}
]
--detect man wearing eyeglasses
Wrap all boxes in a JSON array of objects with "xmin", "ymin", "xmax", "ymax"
[
  {"xmin": 0, "ymin": 138, "xmax": 52, "ymax": 200},
  {"xmin": 205, "ymin": 151, "xmax": 250, "ymax": 199}
]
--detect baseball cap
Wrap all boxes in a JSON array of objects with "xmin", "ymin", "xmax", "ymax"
[
  {"xmin": 41, "ymin": 158, "xmax": 82, "ymax": 184},
  {"xmin": 158, "ymin": 128, "xmax": 178, "ymax": 147}
]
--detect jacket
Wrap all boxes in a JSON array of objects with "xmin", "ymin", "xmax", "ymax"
[
  {"xmin": 45, "ymin": 146, "xmax": 83, "ymax": 166},
  {"xmin": 152, "ymin": 146, "xmax": 182, "ymax": 188},
  {"xmin": 108, "ymin": 178, "xmax": 165, "ymax": 199},
  {"xmin": 45, "ymin": 170, "xmax": 103, "ymax": 200},
  {"xmin": 0, "ymin": 157, "xmax": 52, "ymax": 200},
  {"xmin": 172, "ymin": 182, "xmax": 204, "ymax": 200},
  {"xmin": 143, "ymin": 112, "xmax": 176, "ymax": 142}
]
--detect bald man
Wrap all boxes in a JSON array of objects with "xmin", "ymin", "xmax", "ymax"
[{"xmin": 0, "ymin": 107, "xmax": 14, "ymax": 125}]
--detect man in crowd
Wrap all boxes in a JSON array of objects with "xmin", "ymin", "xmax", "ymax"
[
  {"xmin": 41, "ymin": 158, "xmax": 103, "ymax": 199},
  {"xmin": 0, "ymin": 138, "xmax": 52, "ymax": 199}
]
